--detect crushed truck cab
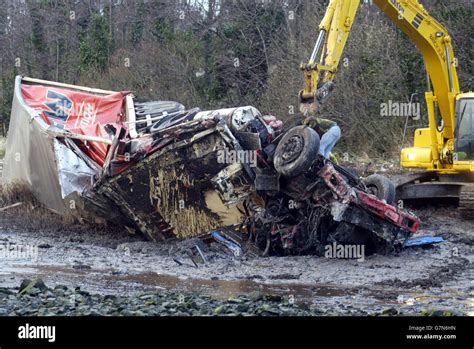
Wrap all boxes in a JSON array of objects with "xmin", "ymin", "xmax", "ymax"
[{"xmin": 2, "ymin": 76, "xmax": 421, "ymax": 256}]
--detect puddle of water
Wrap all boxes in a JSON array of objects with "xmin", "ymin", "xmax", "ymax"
[
  {"xmin": 108, "ymin": 271, "xmax": 358, "ymax": 300},
  {"xmin": 3, "ymin": 264, "xmax": 467, "ymax": 310},
  {"xmin": 7, "ymin": 264, "xmax": 414, "ymax": 307},
  {"xmin": 0, "ymin": 264, "xmax": 38, "ymax": 275},
  {"xmin": 4, "ymin": 264, "xmax": 365, "ymax": 303}
]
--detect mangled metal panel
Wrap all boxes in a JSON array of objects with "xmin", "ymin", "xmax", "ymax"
[
  {"xmin": 54, "ymin": 139, "xmax": 97, "ymax": 199},
  {"xmin": 2, "ymin": 76, "xmax": 125, "ymax": 215},
  {"xmin": 95, "ymin": 113, "xmax": 257, "ymax": 241}
]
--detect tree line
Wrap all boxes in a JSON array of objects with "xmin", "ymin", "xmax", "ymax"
[{"xmin": 0, "ymin": 0, "xmax": 472, "ymax": 156}]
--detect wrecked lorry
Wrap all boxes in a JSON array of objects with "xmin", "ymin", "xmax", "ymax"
[{"xmin": 2, "ymin": 76, "xmax": 421, "ymax": 257}]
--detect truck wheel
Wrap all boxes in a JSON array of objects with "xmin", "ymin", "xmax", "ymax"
[
  {"xmin": 363, "ymin": 174, "xmax": 396, "ymax": 204},
  {"xmin": 274, "ymin": 126, "xmax": 320, "ymax": 177},
  {"xmin": 342, "ymin": 166, "xmax": 360, "ymax": 183}
]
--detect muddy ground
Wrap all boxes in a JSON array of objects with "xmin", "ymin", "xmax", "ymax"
[{"xmin": 0, "ymin": 202, "xmax": 472, "ymax": 316}]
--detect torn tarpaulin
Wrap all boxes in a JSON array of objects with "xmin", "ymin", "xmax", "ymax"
[
  {"xmin": 404, "ymin": 236, "xmax": 445, "ymax": 247},
  {"xmin": 20, "ymin": 82, "xmax": 129, "ymax": 167},
  {"xmin": 54, "ymin": 139, "xmax": 97, "ymax": 199}
]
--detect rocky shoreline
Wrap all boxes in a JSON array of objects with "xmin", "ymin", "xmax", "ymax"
[
  {"xmin": 0, "ymin": 279, "xmax": 460, "ymax": 317},
  {"xmin": 0, "ymin": 278, "xmax": 322, "ymax": 316}
]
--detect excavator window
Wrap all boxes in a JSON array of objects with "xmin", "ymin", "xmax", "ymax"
[{"xmin": 455, "ymin": 98, "xmax": 474, "ymax": 160}]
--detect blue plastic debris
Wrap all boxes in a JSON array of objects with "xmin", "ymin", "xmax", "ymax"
[
  {"xmin": 404, "ymin": 236, "xmax": 445, "ymax": 247},
  {"xmin": 211, "ymin": 230, "xmax": 242, "ymax": 257}
]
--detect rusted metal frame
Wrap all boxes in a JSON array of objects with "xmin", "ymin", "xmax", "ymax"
[
  {"xmin": 354, "ymin": 191, "xmax": 420, "ymax": 234},
  {"xmin": 101, "ymin": 128, "xmax": 124, "ymax": 178},
  {"xmin": 46, "ymin": 126, "xmax": 113, "ymax": 145},
  {"xmin": 215, "ymin": 117, "xmax": 256, "ymax": 182},
  {"xmin": 150, "ymin": 119, "xmax": 202, "ymax": 137},
  {"xmin": 318, "ymin": 164, "xmax": 350, "ymax": 200},
  {"xmin": 319, "ymin": 163, "xmax": 421, "ymax": 233}
]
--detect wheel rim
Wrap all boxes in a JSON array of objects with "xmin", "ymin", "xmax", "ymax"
[
  {"xmin": 280, "ymin": 135, "xmax": 304, "ymax": 164},
  {"xmin": 367, "ymin": 185, "xmax": 379, "ymax": 197}
]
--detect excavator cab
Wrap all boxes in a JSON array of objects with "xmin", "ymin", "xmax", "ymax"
[{"xmin": 455, "ymin": 94, "xmax": 474, "ymax": 161}]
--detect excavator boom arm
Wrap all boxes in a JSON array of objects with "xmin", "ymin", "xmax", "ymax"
[{"xmin": 302, "ymin": 0, "xmax": 460, "ymax": 140}]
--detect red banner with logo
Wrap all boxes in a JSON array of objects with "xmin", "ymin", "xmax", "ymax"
[{"xmin": 21, "ymin": 84, "xmax": 130, "ymax": 166}]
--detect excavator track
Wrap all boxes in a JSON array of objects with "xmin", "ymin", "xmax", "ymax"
[{"xmin": 459, "ymin": 185, "xmax": 474, "ymax": 220}]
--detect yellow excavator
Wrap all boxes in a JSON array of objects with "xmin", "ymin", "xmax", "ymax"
[{"xmin": 300, "ymin": 0, "xmax": 474, "ymax": 217}]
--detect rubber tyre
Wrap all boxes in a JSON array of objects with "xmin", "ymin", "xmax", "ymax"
[
  {"xmin": 274, "ymin": 126, "xmax": 320, "ymax": 177},
  {"xmin": 342, "ymin": 166, "xmax": 360, "ymax": 181},
  {"xmin": 363, "ymin": 174, "xmax": 396, "ymax": 204}
]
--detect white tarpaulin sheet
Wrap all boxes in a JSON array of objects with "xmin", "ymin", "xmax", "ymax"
[{"xmin": 2, "ymin": 76, "xmax": 98, "ymax": 214}]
